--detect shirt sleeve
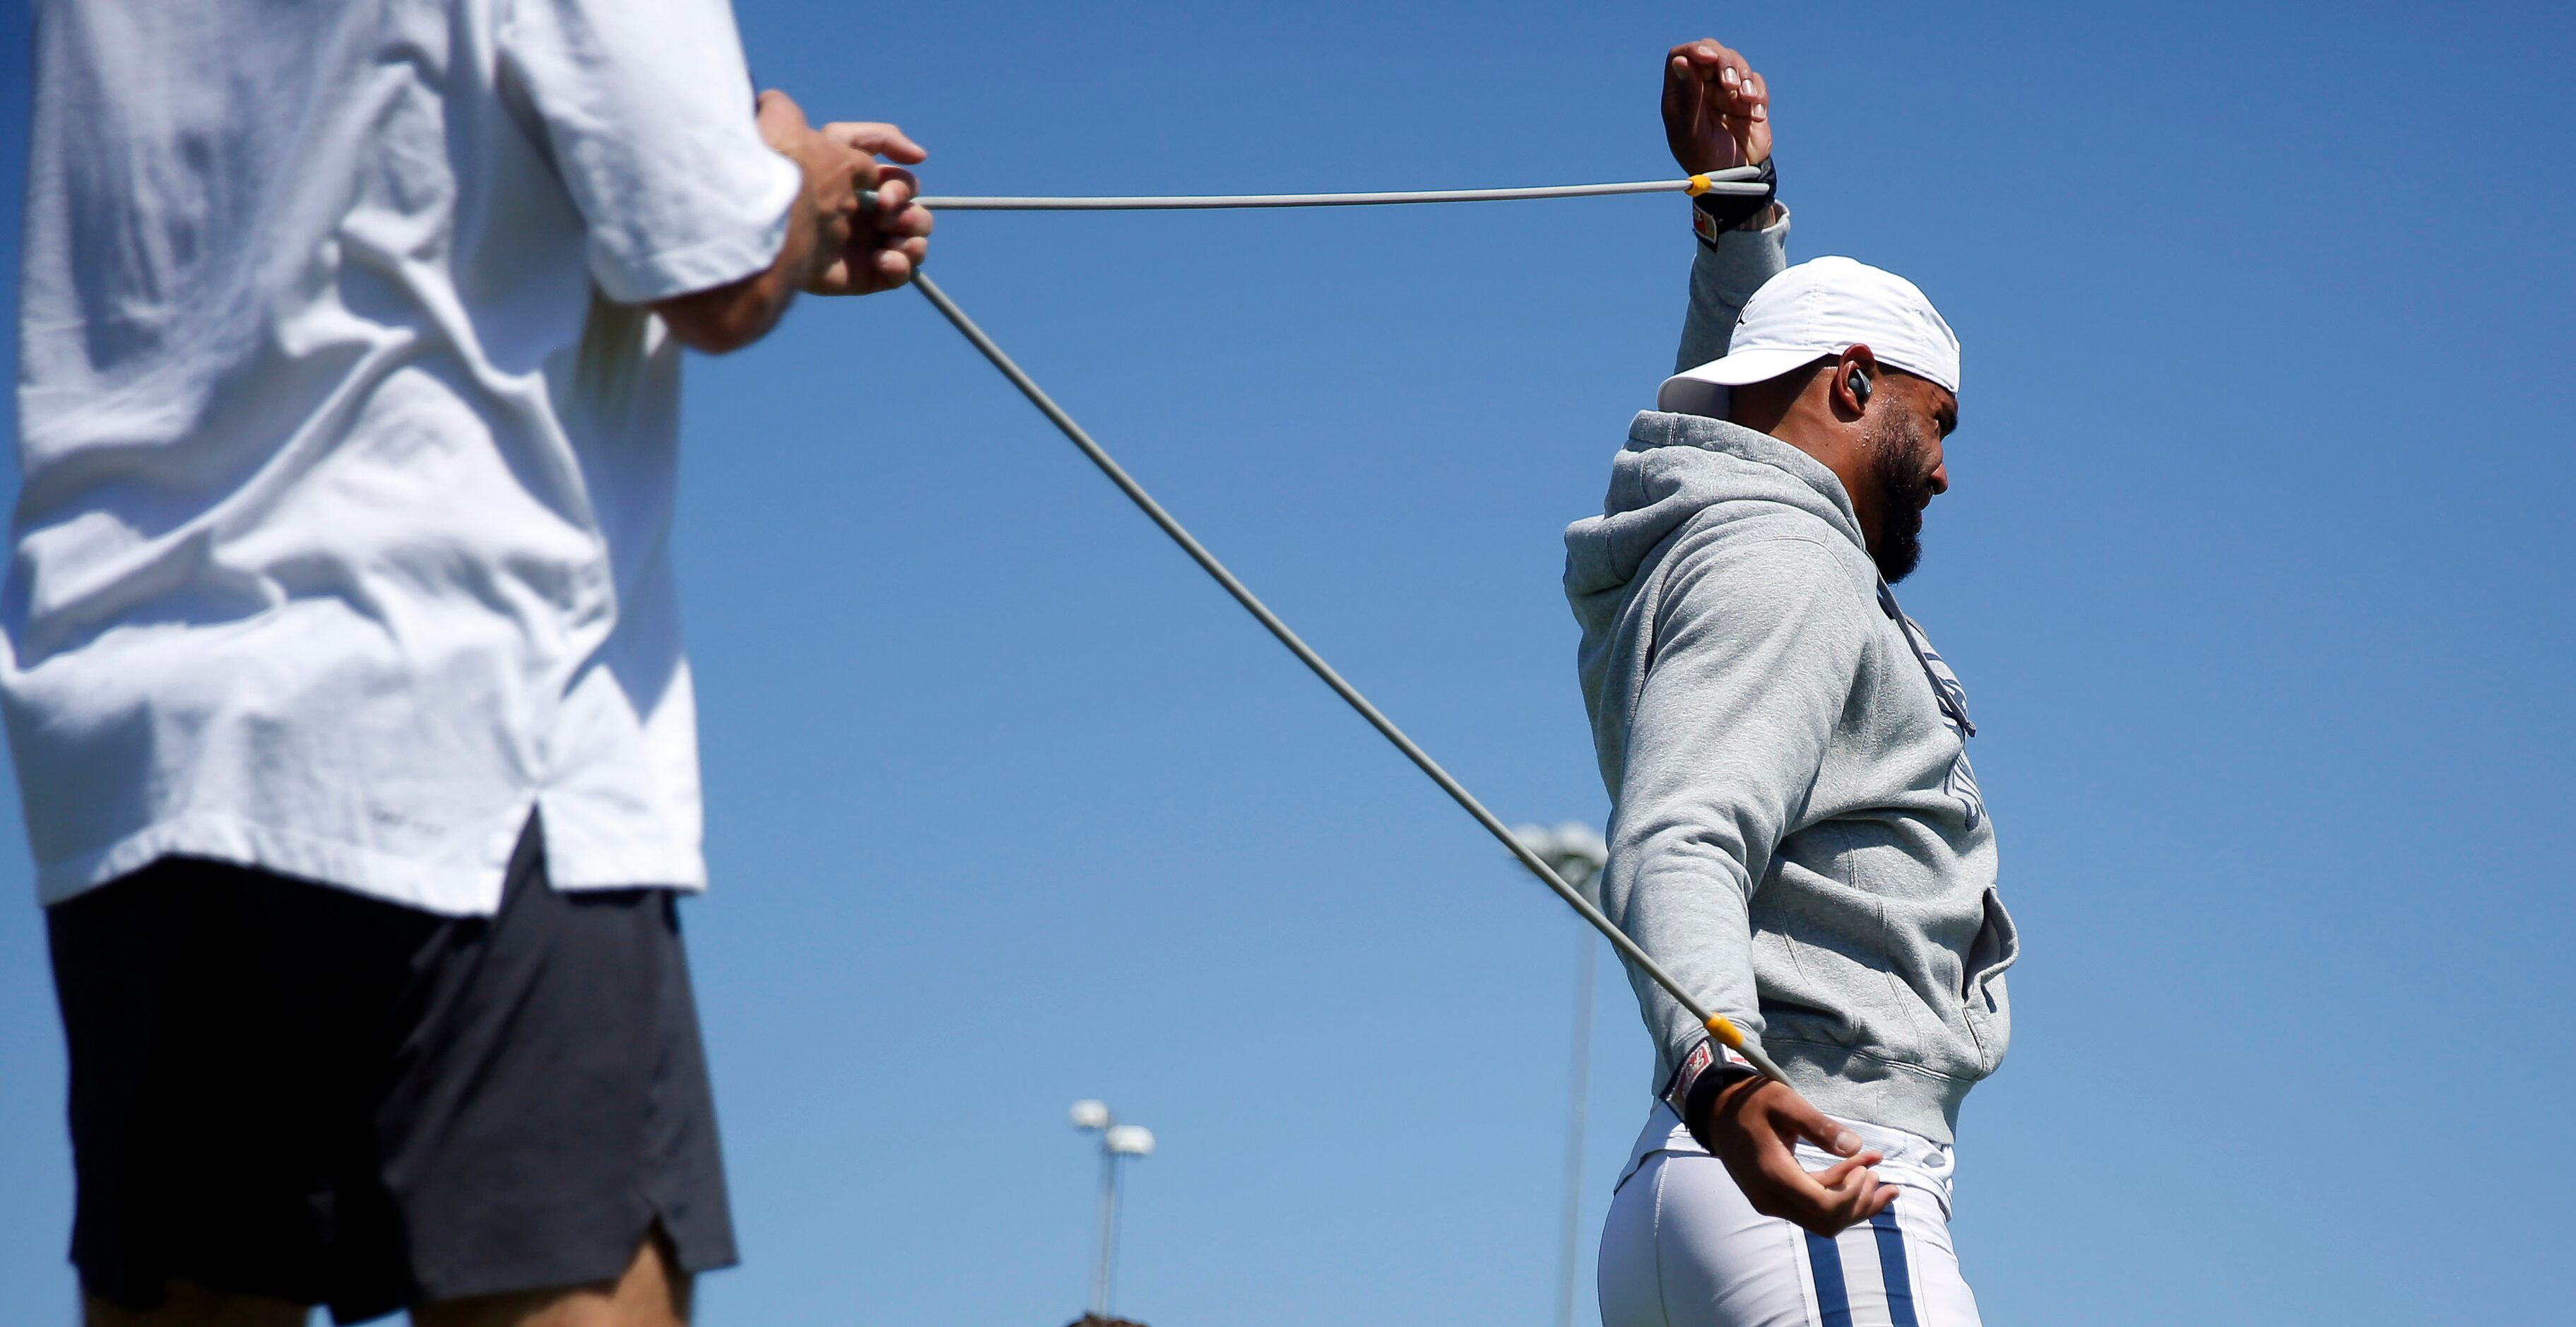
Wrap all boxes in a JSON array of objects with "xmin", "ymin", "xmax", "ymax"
[
  {"xmin": 1602, "ymin": 529, "xmax": 1870, "ymax": 1074},
  {"xmin": 1673, "ymin": 204, "xmax": 1792, "ymax": 374},
  {"xmin": 500, "ymin": 0, "xmax": 803, "ymax": 304}
]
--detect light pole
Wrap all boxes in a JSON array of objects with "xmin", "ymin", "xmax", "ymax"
[
  {"xmin": 1513, "ymin": 822, "xmax": 1609, "ymax": 1327},
  {"xmin": 1070, "ymin": 1099, "xmax": 1154, "ymax": 1321}
]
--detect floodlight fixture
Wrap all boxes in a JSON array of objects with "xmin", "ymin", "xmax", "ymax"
[
  {"xmin": 1070, "ymin": 1099, "xmax": 1154, "ymax": 1320},
  {"xmin": 1515, "ymin": 821, "xmax": 1609, "ymax": 908},
  {"xmin": 1552, "ymin": 821, "xmax": 1607, "ymax": 871}
]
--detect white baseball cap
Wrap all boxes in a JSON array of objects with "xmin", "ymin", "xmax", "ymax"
[{"xmin": 1658, "ymin": 256, "xmax": 1961, "ymax": 416}]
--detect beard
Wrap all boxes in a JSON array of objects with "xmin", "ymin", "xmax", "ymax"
[{"xmin": 1862, "ymin": 411, "xmax": 1938, "ymax": 583}]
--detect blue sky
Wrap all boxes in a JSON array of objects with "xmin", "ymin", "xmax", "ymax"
[{"xmin": 3, "ymin": 2, "xmax": 2572, "ymax": 1323}]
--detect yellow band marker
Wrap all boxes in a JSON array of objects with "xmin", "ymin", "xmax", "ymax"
[
  {"xmin": 1702, "ymin": 1013, "xmax": 1792, "ymax": 1085},
  {"xmin": 1684, "ymin": 174, "xmax": 1714, "ymax": 196}
]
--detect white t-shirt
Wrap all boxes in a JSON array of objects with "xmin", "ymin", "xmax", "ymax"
[{"xmin": 6, "ymin": 0, "xmax": 801, "ymax": 914}]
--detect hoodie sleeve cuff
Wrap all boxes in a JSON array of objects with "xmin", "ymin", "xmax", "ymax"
[
  {"xmin": 1690, "ymin": 203, "xmax": 1791, "ymax": 298},
  {"xmin": 1674, "ymin": 204, "xmax": 1792, "ymax": 375}
]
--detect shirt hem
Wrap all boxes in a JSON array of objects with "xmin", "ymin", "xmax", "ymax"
[
  {"xmin": 1771, "ymin": 1040, "xmax": 1976, "ymax": 1146},
  {"xmin": 30, "ymin": 808, "xmax": 709, "ymax": 917}
]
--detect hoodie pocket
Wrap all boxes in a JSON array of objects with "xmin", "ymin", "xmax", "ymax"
[{"xmin": 1960, "ymin": 887, "xmax": 2019, "ymax": 1068}]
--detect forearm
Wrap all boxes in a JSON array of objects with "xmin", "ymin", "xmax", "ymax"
[
  {"xmin": 1602, "ymin": 827, "xmax": 1767, "ymax": 1081},
  {"xmin": 1674, "ymin": 204, "xmax": 1790, "ymax": 374},
  {"xmin": 651, "ymin": 199, "xmax": 813, "ymax": 355}
]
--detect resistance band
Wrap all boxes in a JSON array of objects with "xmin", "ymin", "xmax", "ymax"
[
  {"xmin": 908, "ymin": 269, "xmax": 1788, "ymax": 1087},
  {"xmin": 916, "ymin": 167, "xmax": 1764, "ymax": 211}
]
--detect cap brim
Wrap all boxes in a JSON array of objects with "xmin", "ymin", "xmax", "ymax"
[{"xmin": 1656, "ymin": 347, "xmax": 1833, "ymax": 415}]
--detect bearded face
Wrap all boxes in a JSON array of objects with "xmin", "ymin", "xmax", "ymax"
[{"xmin": 1861, "ymin": 408, "xmax": 1942, "ymax": 583}]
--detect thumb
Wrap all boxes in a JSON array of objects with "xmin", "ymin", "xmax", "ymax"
[
  {"xmin": 1771, "ymin": 1087, "xmax": 1864, "ymax": 1158},
  {"xmin": 829, "ymin": 122, "xmax": 928, "ymax": 164},
  {"xmin": 1662, "ymin": 54, "xmax": 1696, "ymax": 124}
]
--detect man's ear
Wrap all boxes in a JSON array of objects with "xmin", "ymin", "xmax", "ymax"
[{"xmin": 1830, "ymin": 345, "xmax": 1879, "ymax": 420}]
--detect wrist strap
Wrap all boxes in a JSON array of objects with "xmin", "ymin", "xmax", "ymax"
[
  {"xmin": 1662, "ymin": 1034, "xmax": 1760, "ymax": 1126},
  {"xmin": 1691, "ymin": 157, "xmax": 1777, "ymax": 247}
]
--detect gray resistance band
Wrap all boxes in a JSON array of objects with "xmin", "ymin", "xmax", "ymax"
[
  {"xmin": 909, "ymin": 270, "xmax": 1789, "ymax": 1086},
  {"xmin": 916, "ymin": 167, "xmax": 1765, "ymax": 211}
]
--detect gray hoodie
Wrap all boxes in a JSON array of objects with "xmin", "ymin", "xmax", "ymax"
[{"xmin": 1561, "ymin": 218, "xmax": 2017, "ymax": 1143}]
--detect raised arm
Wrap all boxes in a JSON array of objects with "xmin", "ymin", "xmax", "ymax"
[{"xmin": 1662, "ymin": 39, "xmax": 1790, "ymax": 374}]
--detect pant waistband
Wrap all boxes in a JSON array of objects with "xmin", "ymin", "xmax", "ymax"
[{"xmin": 1617, "ymin": 1102, "xmax": 1958, "ymax": 1219}]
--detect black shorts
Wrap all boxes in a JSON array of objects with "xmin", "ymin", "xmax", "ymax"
[{"xmin": 45, "ymin": 818, "xmax": 737, "ymax": 1325}]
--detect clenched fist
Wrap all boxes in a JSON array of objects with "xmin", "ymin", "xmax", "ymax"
[{"xmin": 1662, "ymin": 38, "xmax": 1772, "ymax": 175}]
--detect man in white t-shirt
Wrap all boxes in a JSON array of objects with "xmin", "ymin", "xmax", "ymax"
[{"xmin": 8, "ymin": 1, "xmax": 933, "ymax": 1323}]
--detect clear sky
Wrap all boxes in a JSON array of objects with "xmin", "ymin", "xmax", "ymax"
[{"xmin": 3, "ymin": 2, "xmax": 2572, "ymax": 1323}]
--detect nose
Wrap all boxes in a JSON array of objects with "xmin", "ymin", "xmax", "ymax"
[{"xmin": 1928, "ymin": 461, "xmax": 1949, "ymax": 498}]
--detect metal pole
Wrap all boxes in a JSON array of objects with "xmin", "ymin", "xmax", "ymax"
[
  {"xmin": 908, "ymin": 272, "xmax": 1792, "ymax": 1087},
  {"xmin": 1555, "ymin": 926, "xmax": 1597, "ymax": 1327},
  {"xmin": 1089, "ymin": 1143, "xmax": 1116, "ymax": 1319},
  {"xmin": 1104, "ymin": 1150, "xmax": 1128, "ymax": 1319}
]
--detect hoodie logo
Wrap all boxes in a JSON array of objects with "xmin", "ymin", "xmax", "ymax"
[
  {"xmin": 1879, "ymin": 582, "xmax": 1987, "ymax": 832},
  {"xmin": 1939, "ymin": 733, "xmax": 1987, "ymax": 832}
]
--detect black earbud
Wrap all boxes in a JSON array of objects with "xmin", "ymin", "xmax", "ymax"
[{"xmin": 1846, "ymin": 366, "xmax": 1873, "ymax": 408}]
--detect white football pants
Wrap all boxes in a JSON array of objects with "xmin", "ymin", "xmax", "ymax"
[{"xmin": 1597, "ymin": 1105, "xmax": 1983, "ymax": 1327}]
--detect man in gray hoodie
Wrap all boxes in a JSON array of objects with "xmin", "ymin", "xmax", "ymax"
[{"xmin": 1575, "ymin": 39, "xmax": 2016, "ymax": 1327}]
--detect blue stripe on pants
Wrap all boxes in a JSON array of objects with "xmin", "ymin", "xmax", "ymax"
[
  {"xmin": 1870, "ymin": 1206, "xmax": 1920, "ymax": 1327},
  {"xmin": 1805, "ymin": 1230, "xmax": 1853, "ymax": 1327}
]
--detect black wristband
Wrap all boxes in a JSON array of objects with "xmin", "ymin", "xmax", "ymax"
[
  {"xmin": 1682, "ymin": 1058, "xmax": 1757, "ymax": 1141},
  {"xmin": 1661, "ymin": 1036, "xmax": 1761, "ymax": 1149},
  {"xmin": 1691, "ymin": 157, "xmax": 1777, "ymax": 248}
]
